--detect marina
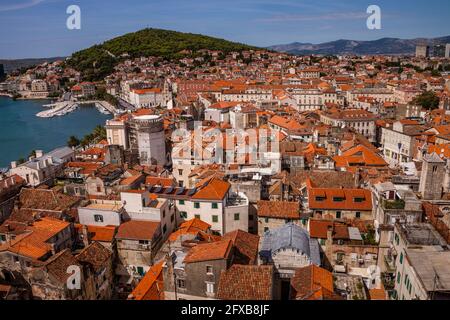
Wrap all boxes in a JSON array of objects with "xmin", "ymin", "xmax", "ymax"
[
  {"xmin": 37, "ymin": 100, "xmax": 120, "ymax": 118},
  {"xmin": 0, "ymin": 97, "xmax": 112, "ymax": 167}
]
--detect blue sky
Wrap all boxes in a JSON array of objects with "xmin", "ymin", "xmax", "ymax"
[{"xmin": 0, "ymin": 0, "xmax": 449, "ymax": 59}]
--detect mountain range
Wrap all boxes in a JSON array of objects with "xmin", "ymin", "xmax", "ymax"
[
  {"xmin": 268, "ymin": 35, "xmax": 450, "ymax": 56},
  {"xmin": 0, "ymin": 57, "xmax": 65, "ymax": 73}
]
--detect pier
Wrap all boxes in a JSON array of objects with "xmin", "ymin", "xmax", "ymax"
[{"xmin": 37, "ymin": 100, "xmax": 122, "ymax": 118}]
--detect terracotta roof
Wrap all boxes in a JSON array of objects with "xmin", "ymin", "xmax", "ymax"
[
  {"xmin": 40, "ymin": 249, "xmax": 81, "ymax": 283},
  {"xmin": 222, "ymin": 230, "xmax": 259, "ymax": 265},
  {"xmin": 217, "ymin": 265, "xmax": 273, "ymax": 300},
  {"xmin": 369, "ymin": 287, "xmax": 387, "ymax": 300},
  {"xmin": 75, "ymin": 224, "xmax": 116, "ymax": 242},
  {"xmin": 309, "ymin": 219, "xmax": 349, "ymax": 240},
  {"xmin": 308, "ymin": 188, "xmax": 372, "ymax": 211},
  {"xmin": 76, "ymin": 242, "xmax": 112, "ymax": 272},
  {"xmin": 19, "ymin": 188, "xmax": 80, "ymax": 212},
  {"xmin": 115, "ymin": 220, "xmax": 160, "ymax": 241},
  {"xmin": 333, "ymin": 145, "xmax": 387, "ymax": 168},
  {"xmin": 0, "ymin": 217, "xmax": 71, "ymax": 260},
  {"xmin": 145, "ymin": 176, "xmax": 176, "ymax": 187},
  {"xmin": 184, "ymin": 239, "xmax": 233, "ymax": 263},
  {"xmin": 257, "ymin": 200, "xmax": 300, "ymax": 219},
  {"xmin": 191, "ymin": 178, "xmax": 230, "ymax": 201},
  {"xmin": 290, "ymin": 265, "xmax": 341, "ymax": 300},
  {"xmin": 168, "ymin": 218, "xmax": 211, "ymax": 242},
  {"xmin": 128, "ymin": 260, "xmax": 164, "ymax": 300}
]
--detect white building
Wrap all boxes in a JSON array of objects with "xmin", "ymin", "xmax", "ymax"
[{"xmin": 9, "ymin": 147, "xmax": 75, "ymax": 187}]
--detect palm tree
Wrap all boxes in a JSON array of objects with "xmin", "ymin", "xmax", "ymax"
[{"xmin": 67, "ymin": 136, "xmax": 80, "ymax": 147}]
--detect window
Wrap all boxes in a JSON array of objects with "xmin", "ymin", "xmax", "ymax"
[
  {"xmin": 333, "ymin": 197, "xmax": 344, "ymax": 202},
  {"xmin": 163, "ymin": 225, "xmax": 167, "ymax": 234},
  {"xmin": 195, "ymin": 214, "xmax": 201, "ymax": 219},
  {"xmin": 354, "ymin": 197, "xmax": 364, "ymax": 203},
  {"xmin": 139, "ymin": 240, "xmax": 149, "ymax": 245},
  {"xmin": 264, "ymin": 227, "xmax": 269, "ymax": 233},
  {"xmin": 355, "ymin": 212, "xmax": 361, "ymax": 219},
  {"xmin": 399, "ymin": 252, "xmax": 403, "ymax": 264},
  {"xmin": 264, "ymin": 217, "xmax": 269, "ymax": 223},
  {"xmin": 206, "ymin": 266, "xmax": 213, "ymax": 274},
  {"xmin": 206, "ymin": 282, "xmax": 214, "ymax": 294},
  {"xmin": 234, "ymin": 213, "xmax": 240, "ymax": 221},
  {"xmin": 194, "ymin": 202, "xmax": 200, "ymax": 209},
  {"xmin": 0, "ymin": 234, "xmax": 6, "ymax": 242},
  {"xmin": 137, "ymin": 266, "xmax": 144, "ymax": 276},
  {"xmin": 212, "ymin": 215, "xmax": 218, "ymax": 223},
  {"xmin": 336, "ymin": 211, "xmax": 342, "ymax": 219},
  {"xmin": 180, "ymin": 211, "xmax": 187, "ymax": 219},
  {"xmin": 212, "ymin": 203, "xmax": 218, "ymax": 209},
  {"xmin": 315, "ymin": 196, "xmax": 325, "ymax": 202},
  {"xmin": 94, "ymin": 214, "xmax": 104, "ymax": 223},
  {"xmin": 96, "ymin": 185, "xmax": 102, "ymax": 192},
  {"xmin": 179, "ymin": 200, "xmax": 185, "ymax": 205},
  {"xmin": 177, "ymin": 279, "xmax": 186, "ymax": 288},
  {"xmin": 178, "ymin": 169, "xmax": 183, "ymax": 176},
  {"xmin": 397, "ymin": 272, "xmax": 401, "ymax": 284},
  {"xmin": 171, "ymin": 214, "xmax": 174, "ymax": 222}
]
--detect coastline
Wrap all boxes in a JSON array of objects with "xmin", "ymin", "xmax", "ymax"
[{"xmin": 0, "ymin": 98, "xmax": 112, "ymax": 167}]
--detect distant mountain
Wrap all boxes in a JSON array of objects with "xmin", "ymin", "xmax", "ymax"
[
  {"xmin": 0, "ymin": 57, "xmax": 65, "ymax": 73},
  {"xmin": 269, "ymin": 36, "xmax": 450, "ymax": 56},
  {"xmin": 68, "ymin": 28, "xmax": 259, "ymax": 81}
]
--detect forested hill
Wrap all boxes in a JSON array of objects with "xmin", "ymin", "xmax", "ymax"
[{"xmin": 67, "ymin": 28, "xmax": 259, "ymax": 81}]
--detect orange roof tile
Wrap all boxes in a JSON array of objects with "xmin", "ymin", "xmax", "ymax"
[{"xmin": 184, "ymin": 239, "xmax": 233, "ymax": 263}]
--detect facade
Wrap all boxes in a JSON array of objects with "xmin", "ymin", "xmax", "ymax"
[
  {"xmin": 128, "ymin": 115, "xmax": 166, "ymax": 166},
  {"xmin": 415, "ymin": 45, "xmax": 430, "ymax": 58},
  {"xmin": 392, "ymin": 223, "xmax": 450, "ymax": 300},
  {"xmin": 9, "ymin": 147, "xmax": 75, "ymax": 187}
]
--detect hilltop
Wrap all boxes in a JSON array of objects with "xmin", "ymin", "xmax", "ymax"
[{"xmin": 67, "ymin": 28, "xmax": 259, "ymax": 81}]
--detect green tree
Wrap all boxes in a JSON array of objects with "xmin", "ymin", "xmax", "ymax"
[
  {"xmin": 67, "ymin": 136, "xmax": 80, "ymax": 148},
  {"xmin": 412, "ymin": 91, "xmax": 440, "ymax": 110}
]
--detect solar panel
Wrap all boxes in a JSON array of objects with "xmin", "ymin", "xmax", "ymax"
[
  {"xmin": 176, "ymin": 187, "xmax": 185, "ymax": 195},
  {"xmin": 187, "ymin": 187, "xmax": 197, "ymax": 196}
]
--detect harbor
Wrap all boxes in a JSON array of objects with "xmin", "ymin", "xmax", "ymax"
[{"xmin": 37, "ymin": 100, "xmax": 121, "ymax": 118}]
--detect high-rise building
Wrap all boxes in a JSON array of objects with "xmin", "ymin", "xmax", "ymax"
[
  {"xmin": 446, "ymin": 44, "xmax": 450, "ymax": 58},
  {"xmin": 415, "ymin": 45, "xmax": 430, "ymax": 58},
  {"xmin": 433, "ymin": 44, "xmax": 446, "ymax": 57}
]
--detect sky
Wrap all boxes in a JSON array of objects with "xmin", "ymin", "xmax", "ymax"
[{"xmin": 0, "ymin": 0, "xmax": 450, "ymax": 59}]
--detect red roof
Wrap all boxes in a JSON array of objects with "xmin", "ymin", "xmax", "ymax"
[{"xmin": 308, "ymin": 188, "xmax": 372, "ymax": 211}]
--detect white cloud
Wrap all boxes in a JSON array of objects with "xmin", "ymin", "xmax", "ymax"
[{"xmin": 0, "ymin": 0, "xmax": 46, "ymax": 12}]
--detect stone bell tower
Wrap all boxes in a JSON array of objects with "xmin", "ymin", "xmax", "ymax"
[{"xmin": 419, "ymin": 153, "xmax": 445, "ymax": 200}]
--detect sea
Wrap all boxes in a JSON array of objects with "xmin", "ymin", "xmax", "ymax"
[{"xmin": 0, "ymin": 96, "xmax": 112, "ymax": 168}]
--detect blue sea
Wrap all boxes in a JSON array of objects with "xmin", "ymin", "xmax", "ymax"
[{"xmin": 0, "ymin": 97, "xmax": 112, "ymax": 168}]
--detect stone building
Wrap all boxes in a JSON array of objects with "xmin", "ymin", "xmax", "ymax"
[{"xmin": 419, "ymin": 152, "xmax": 445, "ymax": 200}]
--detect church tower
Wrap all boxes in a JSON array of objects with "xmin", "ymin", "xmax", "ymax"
[{"xmin": 419, "ymin": 153, "xmax": 445, "ymax": 200}]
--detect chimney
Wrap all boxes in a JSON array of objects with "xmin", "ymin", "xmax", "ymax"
[
  {"xmin": 50, "ymin": 243, "xmax": 57, "ymax": 255},
  {"xmin": 326, "ymin": 225, "xmax": 334, "ymax": 242},
  {"xmin": 10, "ymin": 161, "xmax": 17, "ymax": 169},
  {"xmin": 81, "ymin": 225, "xmax": 90, "ymax": 247},
  {"xmin": 36, "ymin": 161, "xmax": 40, "ymax": 170},
  {"xmin": 354, "ymin": 168, "xmax": 360, "ymax": 188},
  {"xmin": 35, "ymin": 150, "xmax": 44, "ymax": 158}
]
